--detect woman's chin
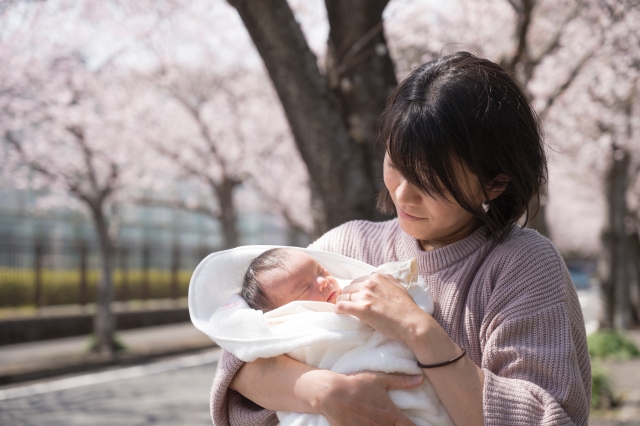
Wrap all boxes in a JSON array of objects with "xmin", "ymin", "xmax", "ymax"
[{"xmin": 397, "ymin": 217, "xmax": 432, "ymax": 241}]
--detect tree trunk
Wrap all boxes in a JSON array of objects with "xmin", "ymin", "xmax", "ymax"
[
  {"xmin": 599, "ymin": 146, "xmax": 631, "ymax": 330},
  {"xmin": 628, "ymin": 231, "xmax": 640, "ymax": 327},
  {"xmin": 324, "ymin": 0, "xmax": 397, "ymax": 202},
  {"xmin": 227, "ymin": 0, "xmax": 393, "ymax": 235},
  {"xmin": 89, "ymin": 203, "xmax": 117, "ymax": 354},
  {"xmin": 526, "ymin": 194, "xmax": 550, "ymax": 238},
  {"xmin": 599, "ymin": 228, "xmax": 615, "ymax": 329},
  {"xmin": 215, "ymin": 177, "xmax": 240, "ymax": 249}
]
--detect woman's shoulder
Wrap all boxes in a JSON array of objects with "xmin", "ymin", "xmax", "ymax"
[
  {"xmin": 493, "ymin": 226, "xmax": 564, "ymax": 271},
  {"xmin": 485, "ymin": 226, "xmax": 572, "ymax": 311},
  {"xmin": 307, "ymin": 219, "xmax": 402, "ymax": 264}
]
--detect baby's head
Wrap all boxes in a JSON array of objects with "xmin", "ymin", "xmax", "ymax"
[{"xmin": 241, "ymin": 248, "xmax": 342, "ymax": 312}]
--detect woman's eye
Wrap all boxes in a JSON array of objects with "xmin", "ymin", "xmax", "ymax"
[{"xmin": 387, "ymin": 162, "xmax": 397, "ymax": 170}]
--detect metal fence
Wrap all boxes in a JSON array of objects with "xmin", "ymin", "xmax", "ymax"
[{"xmin": 0, "ymin": 236, "xmax": 217, "ymax": 308}]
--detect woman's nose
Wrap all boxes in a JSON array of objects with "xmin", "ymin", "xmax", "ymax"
[{"xmin": 395, "ymin": 179, "xmax": 421, "ymax": 205}]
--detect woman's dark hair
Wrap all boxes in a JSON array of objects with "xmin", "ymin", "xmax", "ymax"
[
  {"xmin": 377, "ymin": 52, "xmax": 547, "ymax": 240},
  {"xmin": 240, "ymin": 248, "xmax": 290, "ymax": 312}
]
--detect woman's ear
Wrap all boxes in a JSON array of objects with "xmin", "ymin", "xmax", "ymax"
[{"xmin": 487, "ymin": 174, "xmax": 509, "ymax": 200}]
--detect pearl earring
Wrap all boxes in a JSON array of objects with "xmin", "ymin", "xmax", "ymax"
[{"xmin": 482, "ymin": 200, "xmax": 490, "ymax": 212}]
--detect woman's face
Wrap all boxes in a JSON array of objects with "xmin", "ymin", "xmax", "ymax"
[{"xmin": 383, "ymin": 152, "xmax": 484, "ymax": 251}]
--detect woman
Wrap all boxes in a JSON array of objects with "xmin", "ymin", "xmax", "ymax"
[{"xmin": 211, "ymin": 52, "xmax": 591, "ymax": 426}]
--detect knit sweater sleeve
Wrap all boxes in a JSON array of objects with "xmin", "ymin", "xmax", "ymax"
[
  {"xmin": 210, "ymin": 350, "xmax": 279, "ymax": 426},
  {"xmin": 480, "ymin": 236, "xmax": 591, "ymax": 425},
  {"xmin": 307, "ymin": 220, "xmax": 364, "ymax": 256},
  {"xmin": 308, "ymin": 220, "xmax": 394, "ymax": 263}
]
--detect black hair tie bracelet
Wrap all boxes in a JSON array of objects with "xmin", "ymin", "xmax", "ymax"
[{"xmin": 417, "ymin": 349, "xmax": 466, "ymax": 369}]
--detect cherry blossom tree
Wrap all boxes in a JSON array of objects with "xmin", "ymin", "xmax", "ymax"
[
  {"xmin": 0, "ymin": 51, "xmax": 149, "ymax": 354},
  {"xmin": 120, "ymin": 0, "xmax": 313, "ymax": 245},
  {"xmin": 0, "ymin": 0, "xmax": 313, "ymax": 357},
  {"xmin": 226, "ymin": 0, "xmax": 397, "ymax": 235},
  {"xmin": 0, "ymin": 0, "xmax": 177, "ymax": 355},
  {"xmin": 137, "ymin": 63, "xmax": 311, "ymax": 248},
  {"xmin": 546, "ymin": 0, "xmax": 640, "ymax": 328}
]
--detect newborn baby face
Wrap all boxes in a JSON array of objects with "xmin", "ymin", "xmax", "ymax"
[{"xmin": 260, "ymin": 250, "xmax": 342, "ymax": 307}]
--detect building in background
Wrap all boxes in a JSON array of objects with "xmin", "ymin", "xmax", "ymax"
[{"xmin": 0, "ymin": 182, "xmax": 309, "ymax": 309}]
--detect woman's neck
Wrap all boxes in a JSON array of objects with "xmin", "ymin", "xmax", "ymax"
[{"xmin": 418, "ymin": 218, "xmax": 482, "ymax": 252}]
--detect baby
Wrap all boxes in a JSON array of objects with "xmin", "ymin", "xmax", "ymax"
[
  {"xmin": 207, "ymin": 247, "xmax": 453, "ymax": 426},
  {"xmin": 241, "ymin": 248, "xmax": 342, "ymax": 312}
]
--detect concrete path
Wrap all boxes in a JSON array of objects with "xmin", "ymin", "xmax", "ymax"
[
  {"xmin": 0, "ymin": 350, "xmax": 221, "ymax": 425},
  {"xmin": 0, "ymin": 322, "xmax": 215, "ymax": 383}
]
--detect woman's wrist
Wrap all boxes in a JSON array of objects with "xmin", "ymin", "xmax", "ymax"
[
  {"xmin": 403, "ymin": 310, "xmax": 461, "ymax": 365},
  {"xmin": 401, "ymin": 309, "xmax": 435, "ymax": 350}
]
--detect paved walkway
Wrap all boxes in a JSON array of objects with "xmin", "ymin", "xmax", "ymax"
[
  {"xmin": 0, "ymin": 322, "xmax": 215, "ymax": 383},
  {"xmin": 0, "ymin": 350, "xmax": 221, "ymax": 425}
]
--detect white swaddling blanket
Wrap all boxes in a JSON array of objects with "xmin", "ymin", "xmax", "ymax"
[{"xmin": 189, "ymin": 247, "xmax": 453, "ymax": 426}]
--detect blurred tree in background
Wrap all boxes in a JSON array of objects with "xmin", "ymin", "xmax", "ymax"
[
  {"xmin": 228, "ymin": 0, "xmax": 397, "ymax": 235},
  {"xmin": 1, "ymin": 52, "xmax": 149, "ymax": 353},
  {"xmin": 0, "ymin": 0, "xmax": 311, "ymax": 354}
]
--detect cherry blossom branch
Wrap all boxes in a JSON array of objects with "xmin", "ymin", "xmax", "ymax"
[
  {"xmin": 538, "ymin": 48, "xmax": 594, "ymax": 120},
  {"xmin": 529, "ymin": 4, "xmax": 581, "ymax": 67},
  {"xmin": 334, "ymin": 21, "xmax": 384, "ymax": 76},
  {"xmin": 503, "ymin": 0, "xmax": 534, "ymax": 74}
]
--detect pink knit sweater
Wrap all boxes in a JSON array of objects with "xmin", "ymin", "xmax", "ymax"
[{"xmin": 210, "ymin": 220, "xmax": 591, "ymax": 425}]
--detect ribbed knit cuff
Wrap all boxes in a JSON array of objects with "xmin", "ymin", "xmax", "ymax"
[
  {"xmin": 483, "ymin": 369, "xmax": 575, "ymax": 426},
  {"xmin": 210, "ymin": 350, "xmax": 278, "ymax": 426}
]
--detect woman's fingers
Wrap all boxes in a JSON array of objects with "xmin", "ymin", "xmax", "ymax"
[
  {"xmin": 339, "ymin": 275, "xmax": 369, "ymax": 295},
  {"xmin": 346, "ymin": 273, "xmax": 376, "ymax": 286},
  {"xmin": 343, "ymin": 273, "xmax": 405, "ymax": 294},
  {"xmin": 337, "ymin": 273, "xmax": 395, "ymax": 302},
  {"xmin": 317, "ymin": 371, "xmax": 419, "ymax": 426},
  {"xmin": 335, "ymin": 272, "xmax": 430, "ymax": 345},
  {"xmin": 379, "ymin": 372, "xmax": 424, "ymax": 391}
]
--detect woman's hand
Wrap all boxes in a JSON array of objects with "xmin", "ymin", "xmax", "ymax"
[
  {"xmin": 315, "ymin": 370, "xmax": 423, "ymax": 426},
  {"xmin": 336, "ymin": 273, "xmax": 430, "ymax": 347},
  {"xmin": 337, "ymin": 274, "xmax": 485, "ymax": 426},
  {"xmin": 230, "ymin": 353, "xmax": 422, "ymax": 425}
]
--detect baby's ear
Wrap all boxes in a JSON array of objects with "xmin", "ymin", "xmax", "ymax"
[{"xmin": 487, "ymin": 174, "xmax": 509, "ymax": 200}]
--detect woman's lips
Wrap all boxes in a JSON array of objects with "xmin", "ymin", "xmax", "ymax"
[{"xmin": 398, "ymin": 207, "xmax": 423, "ymax": 221}]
